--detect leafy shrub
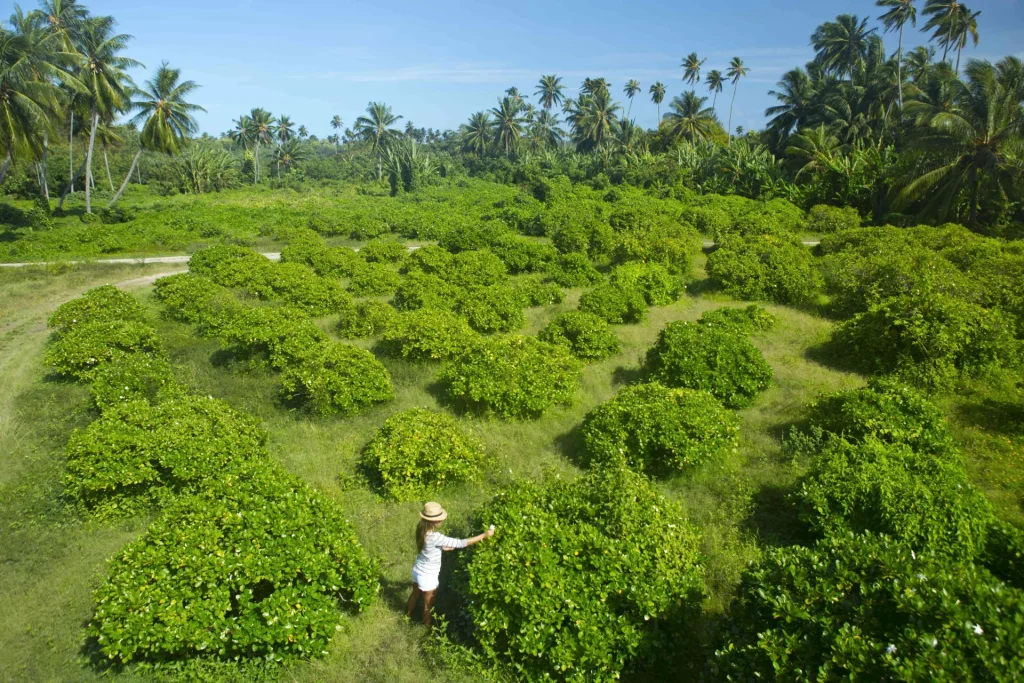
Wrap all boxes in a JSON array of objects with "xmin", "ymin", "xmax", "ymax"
[
  {"xmin": 833, "ymin": 291, "xmax": 1019, "ymax": 389},
  {"xmin": 188, "ymin": 245, "xmax": 273, "ymax": 289},
  {"xmin": 981, "ymin": 519, "xmax": 1024, "ymax": 590},
  {"xmin": 281, "ymin": 235, "xmax": 360, "ymax": 277},
  {"xmin": 65, "ymin": 395, "xmax": 267, "ymax": 517},
  {"xmin": 402, "ymin": 244, "xmax": 454, "ymax": 275},
  {"xmin": 712, "ymin": 533, "xmax": 1024, "ymax": 681},
  {"xmin": 335, "ymin": 299, "xmax": 398, "ymax": 338},
  {"xmin": 609, "ymin": 262, "xmax": 680, "ymax": 306},
  {"xmin": 697, "ymin": 305, "xmax": 776, "ymax": 334},
  {"xmin": 455, "ymin": 285, "xmax": 526, "ymax": 333},
  {"xmin": 490, "ymin": 234, "xmax": 558, "ymax": 274},
  {"xmin": 381, "ymin": 309, "xmax": 480, "ymax": 361},
  {"xmin": 731, "ymin": 199, "xmax": 805, "ymax": 237},
  {"xmin": 448, "ymin": 249, "xmax": 509, "ymax": 288},
  {"xmin": 537, "ymin": 311, "xmax": 620, "ymax": 361},
  {"xmin": 796, "ymin": 436, "xmax": 991, "ymax": 557},
  {"xmin": 611, "ymin": 225, "xmax": 698, "ymax": 276},
  {"xmin": 577, "ymin": 282, "xmax": 647, "ymax": 324},
  {"xmin": 644, "ymin": 321, "xmax": 772, "ymax": 408},
  {"xmin": 511, "ymin": 276, "xmax": 565, "ymax": 307},
  {"xmin": 706, "ymin": 235, "xmax": 822, "ymax": 305},
  {"xmin": 393, "ymin": 271, "xmax": 459, "ymax": 311},
  {"xmin": 549, "ymin": 210, "xmax": 615, "ymax": 258},
  {"xmin": 154, "ymin": 273, "xmax": 237, "ymax": 326},
  {"xmin": 439, "ymin": 223, "xmax": 511, "ymax": 253},
  {"xmin": 464, "ymin": 468, "xmax": 705, "ymax": 682},
  {"xmin": 360, "ymin": 236, "xmax": 408, "ymax": 263},
  {"xmin": 48, "ymin": 286, "xmax": 147, "ymax": 338},
  {"xmin": 361, "ymin": 408, "xmax": 485, "ymax": 501},
  {"xmin": 544, "ymin": 253, "xmax": 603, "ymax": 287},
  {"xmin": 44, "ymin": 320, "xmax": 163, "ymax": 381},
  {"xmin": 88, "ymin": 352, "xmax": 180, "ymax": 412},
  {"xmin": 581, "ymin": 383, "xmax": 737, "ymax": 475},
  {"xmin": 689, "ymin": 206, "xmax": 733, "ymax": 239},
  {"xmin": 347, "ymin": 262, "xmax": 401, "ymax": 296},
  {"xmin": 806, "ymin": 379, "xmax": 955, "ymax": 455},
  {"xmin": 805, "ymin": 204, "xmax": 861, "ymax": 233},
  {"xmin": 262, "ymin": 262, "xmax": 352, "ymax": 315},
  {"xmin": 211, "ymin": 306, "xmax": 329, "ymax": 369},
  {"xmin": 88, "ymin": 470, "xmax": 379, "ymax": 664},
  {"xmin": 440, "ymin": 335, "xmax": 582, "ymax": 419},
  {"xmin": 279, "ymin": 342, "xmax": 394, "ymax": 416}
]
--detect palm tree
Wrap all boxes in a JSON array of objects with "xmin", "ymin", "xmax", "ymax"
[
  {"xmin": 922, "ymin": 1, "xmax": 969, "ymax": 65},
  {"xmin": 895, "ymin": 57, "xmax": 1024, "ymax": 225},
  {"xmin": 614, "ymin": 118, "xmax": 648, "ymax": 157},
  {"xmin": 572, "ymin": 88, "xmax": 621, "ymax": 152},
  {"xmin": 228, "ymin": 114, "xmax": 252, "ymax": 150},
  {"xmin": 949, "ymin": 5, "xmax": 980, "ymax": 74},
  {"xmin": 459, "ymin": 111, "xmax": 492, "ymax": 157},
  {"xmin": 110, "ymin": 62, "xmax": 204, "ymax": 206},
  {"xmin": 274, "ymin": 139, "xmax": 306, "ymax": 175},
  {"xmin": 649, "ymin": 81, "xmax": 666, "ymax": 121},
  {"xmin": 329, "ymin": 114, "xmax": 342, "ymax": 153},
  {"xmin": 623, "ymin": 79, "xmax": 641, "ymax": 118},
  {"xmin": 298, "ymin": 124, "xmax": 308, "ymax": 139},
  {"xmin": 95, "ymin": 120, "xmax": 123, "ymax": 190},
  {"xmin": 705, "ymin": 70, "xmax": 724, "ymax": 111},
  {"xmin": 76, "ymin": 15, "xmax": 139, "ymax": 213},
  {"xmin": 529, "ymin": 109, "xmax": 564, "ymax": 150},
  {"xmin": 786, "ymin": 124, "xmax": 844, "ymax": 178},
  {"xmin": 726, "ymin": 57, "xmax": 750, "ymax": 145},
  {"xmin": 664, "ymin": 91, "xmax": 718, "ymax": 143},
  {"xmin": 276, "ymin": 114, "xmax": 294, "ymax": 143},
  {"xmin": 39, "ymin": 0, "xmax": 88, "ymax": 195},
  {"xmin": 682, "ymin": 52, "xmax": 705, "ymax": 87},
  {"xmin": 903, "ymin": 45, "xmax": 935, "ymax": 83},
  {"xmin": 248, "ymin": 107, "xmax": 273, "ymax": 183},
  {"xmin": 580, "ymin": 78, "xmax": 611, "ymax": 97},
  {"xmin": 535, "ymin": 74, "xmax": 565, "ymax": 110},
  {"xmin": 490, "ymin": 96, "xmax": 526, "ymax": 156},
  {"xmin": 876, "ymin": 0, "xmax": 917, "ymax": 108},
  {"xmin": 354, "ymin": 101, "xmax": 402, "ymax": 180},
  {"xmin": 812, "ymin": 14, "xmax": 877, "ymax": 82}
]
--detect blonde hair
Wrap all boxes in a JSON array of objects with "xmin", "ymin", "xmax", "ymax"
[{"xmin": 416, "ymin": 518, "xmax": 443, "ymax": 552}]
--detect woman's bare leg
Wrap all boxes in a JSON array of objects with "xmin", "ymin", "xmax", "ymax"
[
  {"xmin": 406, "ymin": 586, "xmax": 421, "ymax": 619},
  {"xmin": 422, "ymin": 590, "xmax": 437, "ymax": 627}
]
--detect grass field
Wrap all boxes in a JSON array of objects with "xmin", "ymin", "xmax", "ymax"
[{"xmin": 1, "ymin": 254, "xmax": 1021, "ymax": 682}]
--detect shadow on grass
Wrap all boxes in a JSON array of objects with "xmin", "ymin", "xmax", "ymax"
[
  {"xmin": 956, "ymin": 399, "xmax": 1024, "ymax": 436},
  {"xmin": 740, "ymin": 483, "xmax": 815, "ymax": 549},
  {"xmin": 685, "ymin": 276, "xmax": 717, "ymax": 298},
  {"xmin": 554, "ymin": 422, "xmax": 587, "ymax": 468},
  {"xmin": 803, "ymin": 334, "xmax": 864, "ymax": 375},
  {"xmin": 611, "ymin": 365, "xmax": 644, "ymax": 387}
]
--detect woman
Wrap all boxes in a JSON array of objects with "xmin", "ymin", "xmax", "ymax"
[{"xmin": 407, "ymin": 501, "xmax": 494, "ymax": 626}]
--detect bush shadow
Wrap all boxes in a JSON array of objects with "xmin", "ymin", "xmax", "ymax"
[
  {"xmin": 611, "ymin": 365, "xmax": 644, "ymax": 387},
  {"xmin": 739, "ymin": 483, "xmax": 816, "ymax": 549},
  {"xmin": 956, "ymin": 398, "xmax": 1024, "ymax": 436},
  {"xmin": 803, "ymin": 335, "xmax": 864, "ymax": 375},
  {"xmin": 553, "ymin": 421, "xmax": 587, "ymax": 469}
]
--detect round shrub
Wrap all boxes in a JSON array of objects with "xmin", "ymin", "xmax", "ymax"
[
  {"xmin": 807, "ymin": 379, "xmax": 955, "ymax": 456},
  {"xmin": 697, "ymin": 304, "xmax": 776, "ymax": 334},
  {"xmin": 712, "ymin": 533, "xmax": 1024, "ymax": 681},
  {"xmin": 538, "ymin": 311, "xmax": 620, "ymax": 361},
  {"xmin": 281, "ymin": 233, "xmax": 360, "ymax": 277},
  {"xmin": 382, "ymin": 308, "xmax": 480, "ymax": 361},
  {"xmin": 211, "ymin": 306, "xmax": 329, "ymax": 369},
  {"xmin": 263, "ymin": 262, "xmax": 352, "ymax": 316},
  {"xmin": 981, "ymin": 519, "xmax": 1024, "ymax": 590},
  {"xmin": 796, "ymin": 437, "xmax": 992, "ymax": 557},
  {"xmin": 360, "ymin": 236, "xmax": 408, "ymax": 263},
  {"xmin": 577, "ymin": 282, "xmax": 647, "ymax": 324},
  {"xmin": 805, "ymin": 204, "xmax": 861, "ymax": 233},
  {"xmin": 88, "ymin": 471, "xmax": 379, "ymax": 664},
  {"xmin": 335, "ymin": 299, "xmax": 398, "ymax": 338},
  {"xmin": 612, "ymin": 227, "xmax": 697, "ymax": 276},
  {"xmin": 361, "ymin": 408, "xmax": 485, "ymax": 501},
  {"xmin": 188, "ymin": 244, "xmax": 273, "ymax": 289},
  {"xmin": 581, "ymin": 383, "xmax": 738, "ymax": 476},
  {"xmin": 154, "ymin": 273, "xmax": 235, "ymax": 326},
  {"xmin": 88, "ymin": 352, "xmax": 180, "ymax": 412},
  {"xmin": 448, "ymin": 249, "xmax": 509, "ymax": 288},
  {"xmin": 44, "ymin": 320, "xmax": 163, "ymax": 381},
  {"xmin": 545, "ymin": 252, "xmax": 603, "ymax": 287},
  {"xmin": 454, "ymin": 285, "xmax": 526, "ymax": 333},
  {"xmin": 464, "ymin": 468, "xmax": 705, "ymax": 682},
  {"xmin": 48, "ymin": 285, "xmax": 147, "ymax": 338},
  {"xmin": 279, "ymin": 342, "xmax": 394, "ymax": 417},
  {"xmin": 64, "ymin": 395, "xmax": 267, "ymax": 517},
  {"xmin": 490, "ymin": 234, "xmax": 558, "ymax": 274},
  {"xmin": 393, "ymin": 271, "xmax": 459, "ymax": 311},
  {"xmin": 706, "ymin": 235, "xmax": 822, "ymax": 305},
  {"xmin": 347, "ymin": 262, "xmax": 401, "ymax": 296},
  {"xmin": 511, "ymin": 276, "xmax": 565, "ymax": 307},
  {"xmin": 644, "ymin": 321, "xmax": 772, "ymax": 409},
  {"xmin": 609, "ymin": 262, "xmax": 681, "ymax": 306},
  {"xmin": 689, "ymin": 206, "xmax": 733, "ymax": 238},
  {"xmin": 439, "ymin": 335, "xmax": 582, "ymax": 420},
  {"xmin": 401, "ymin": 244, "xmax": 454, "ymax": 275}
]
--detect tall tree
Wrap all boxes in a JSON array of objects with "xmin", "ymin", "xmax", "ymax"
[
  {"xmin": 330, "ymin": 114, "xmax": 342, "ymax": 151},
  {"xmin": 572, "ymin": 88, "xmax": 621, "ymax": 152},
  {"xmin": 248, "ymin": 107, "xmax": 273, "ymax": 183},
  {"xmin": 649, "ymin": 81, "xmax": 666, "ymax": 121},
  {"xmin": 459, "ymin": 111, "xmax": 492, "ymax": 157},
  {"xmin": 95, "ymin": 120, "xmax": 123, "ymax": 191},
  {"xmin": 950, "ymin": 5, "xmax": 980, "ymax": 74},
  {"xmin": 297, "ymin": 124, "xmax": 308, "ymax": 139},
  {"xmin": 705, "ymin": 70, "xmax": 724, "ymax": 111},
  {"xmin": 354, "ymin": 101, "xmax": 402, "ymax": 180},
  {"xmin": 490, "ymin": 96, "xmax": 526, "ymax": 157},
  {"xmin": 664, "ymin": 90, "xmax": 718, "ymax": 143},
  {"xmin": 903, "ymin": 45, "xmax": 935, "ymax": 84},
  {"xmin": 110, "ymin": 62, "xmax": 204, "ymax": 206},
  {"xmin": 623, "ymin": 79, "xmax": 641, "ymax": 118},
  {"xmin": 876, "ymin": 0, "xmax": 917, "ymax": 108},
  {"xmin": 812, "ymin": 14, "xmax": 877, "ymax": 82},
  {"xmin": 276, "ymin": 114, "xmax": 294, "ymax": 143},
  {"xmin": 922, "ymin": 0, "xmax": 961, "ymax": 63},
  {"xmin": 726, "ymin": 57, "xmax": 750, "ymax": 144},
  {"xmin": 535, "ymin": 74, "xmax": 565, "ymax": 110},
  {"xmin": 681, "ymin": 52, "xmax": 705, "ymax": 87},
  {"xmin": 529, "ymin": 109, "xmax": 564, "ymax": 150}
]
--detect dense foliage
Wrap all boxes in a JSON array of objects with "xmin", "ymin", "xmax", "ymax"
[
  {"xmin": 382, "ymin": 308, "xmax": 480, "ymax": 361},
  {"xmin": 279, "ymin": 342, "xmax": 394, "ymax": 416},
  {"xmin": 44, "ymin": 320, "xmax": 163, "ymax": 381},
  {"xmin": 335, "ymin": 299, "xmax": 398, "ymax": 338},
  {"xmin": 577, "ymin": 282, "xmax": 647, "ymax": 324},
  {"xmin": 697, "ymin": 304, "xmax": 776, "ymax": 334},
  {"xmin": 537, "ymin": 311, "xmax": 620, "ymax": 361},
  {"xmin": 47, "ymin": 285, "xmax": 147, "ymax": 338},
  {"xmin": 706, "ymin": 235, "xmax": 822, "ymax": 305}
]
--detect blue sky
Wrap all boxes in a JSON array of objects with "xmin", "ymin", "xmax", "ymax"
[{"xmin": 70, "ymin": 0, "xmax": 1024, "ymax": 137}]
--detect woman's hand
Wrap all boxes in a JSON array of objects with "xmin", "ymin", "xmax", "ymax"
[{"xmin": 485, "ymin": 525, "xmax": 495, "ymax": 538}]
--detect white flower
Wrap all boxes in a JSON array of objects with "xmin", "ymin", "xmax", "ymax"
[
  {"xmin": 886, "ymin": 644, "xmax": 897, "ymax": 654},
  {"xmin": 972, "ymin": 624, "xmax": 984, "ymax": 636}
]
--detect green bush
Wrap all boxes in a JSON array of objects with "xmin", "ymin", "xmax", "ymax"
[
  {"xmin": 511, "ymin": 276, "xmax": 565, "ymax": 307},
  {"xmin": 538, "ymin": 311, "xmax": 620, "ymax": 361},
  {"xmin": 155, "ymin": 273, "xmax": 237, "ymax": 326},
  {"xmin": 981, "ymin": 519, "xmax": 1024, "ymax": 590},
  {"xmin": 706, "ymin": 235, "xmax": 822, "ymax": 305},
  {"xmin": 644, "ymin": 321, "xmax": 772, "ymax": 409},
  {"xmin": 88, "ymin": 470, "xmax": 379, "ymax": 664},
  {"xmin": 712, "ymin": 533, "xmax": 1024, "ymax": 681},
  {"xmin": 609, "ymin": 262, "xmax": 681, "ymax": 306},
  {"xmin": 381, "ymin": 308, "xmax": 480, "ymax": 361},
  {"xmin": 611, "ymin": 226, "xmax": 697, "ymax": 276},
  {"xmin": 188, "ymin": 245, "xmax": 273, "ymax": 289},
  {"xmin": 796, "ymin": 436, "xmax": 992, "ymax": 557},
  {"xmin": 448, "ymin": 249, "xmax": 509, "ymax": 288},
  {"xmin": 279, "ymin": 341, "xmax": 394, "ymax": 416},
  {"xmin": 464, "ymin": 468, "xmax": 705, "ymax": 682},
  {"xmin": 577, "ymin": 282, "xmax": 647, "ymax": 324},
  {"xmin": 393, "ymin": 271, "xmax": 459, "ymax": 311},
  {"xmin": 88, "ymin": 352, "xmax": 180, "ymax": 412},
  {"xmin": 490, "ymin": 234, "xmax": 558, "ymax": 274},
  {"xmin": 347, "ymin": 262, "xmax": 401, "ymax": 296},
  {"xmin": 335, "ymin": 299, "xmax": 398, "ymax": 338},
  {"xmin": 455, "ymin": 285, "xmax": 526, "ymax": 333},
  {"xmin": 688, "ymin": 206, "xmax": 733, "ymax": 239},
  {"xmin": 545, "ymin": 253, "xmax": 603, "ymax": 287},
  {"xmin": 402, "ymin": 244, "xmax": 455, "ymax": 275},
  {"xmin": 833, "ymin": 291, "xmax": 1019, "ymax": 389},
  {"xmin": 281, "ymin": 235, "xmax": 360, "ymax": 277},
  {"xmin": 262, "ymin": 262, "xmax": 352, "ymax": 316},
  {"xmin": 48, "ymin": 285, "xmax": 147, "ymax": 338},
  {"xmin": 211, "ymin": 306, "xmax": 329, "ymax": 369},
  {"xmin": 360, "ymin": 236, "xmax": 408, "ymax": 263},
  {"xmin": 806, "ymin": 379, "xmax": 955, "ymax": 456},
  {"xmin": 697, "ymin": 304, "xmax": 776, "ymax": 334},
  {"xmin": 581, "ymin": 383, "xmax": 737, "ymax": 475},
  {"xmin": 44, "ymin": 320, "xmax": 163, "ymax": 381},
  {"xmin": 361, "ymin": 408, "xmax": 485, "ymax": 501},
  {"xmin": 805, "ymin": 204, "xmax": 861, "ymax": 233},
  {"xmin": 440, "ymin": 335, "xmax": 582, "ymax": 419},
  {"xmin": 65, "ymin": 395, "xmax": 267, "ymax": 517}
]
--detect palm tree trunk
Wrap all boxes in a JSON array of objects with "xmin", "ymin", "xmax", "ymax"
[
  {"xmin": 897, "ymin": 25, "xmax": 904, "ymax": 109},
  {"xmin": 136, "ymin": 162, "xmax": 142, "ymax": 184},
  {"xmin": 109, "ymin": 150, "xmax": 142, "ymax": 207},
  {"xmin": 42, "ymin": 131, "xmax": 49, "ymax": 200},
  {"xmin": 955, "ymin": 46, "xmax": 962, "ymax": 74},
  {"xmin": 104, "ymin": 149, "xmax": 114, "ymax": 191},
  {"xmin": 69, "ymin": 110, "xmax": 74, "ymax": 194},
  {"xmin": 84, "ymin": 109, "xmax": 99, "ymax": 213},
  {"xmin": 57, "ymin": 158, "xmax": 88, "ymax": 210},
  {"xmin": 727, "ymin": 84, "xmax": 739, "ymax": 145},
  {"xmin": 657, "ymin": 103, "xmax": 661, "ymax": 121},
  {"xmin": 255, "ymin": 142, "xmax": 261, "ymax": 183},
  {"xmin": 0, "ymin": 153, "xmax": 10, "ymax": 185},
  {"xmin": 626, "ymin": 98, "xmax": 633, "ymax": 119}
]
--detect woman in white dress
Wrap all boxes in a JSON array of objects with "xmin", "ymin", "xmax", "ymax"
[{"xmin": 407, "ymin": 501, "xmax": 494, "ymax": 626}]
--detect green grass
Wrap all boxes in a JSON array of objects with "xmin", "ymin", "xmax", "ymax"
[{"xmin": 1, "ymin": 256, "xmax": 1021, "ymax": 682}]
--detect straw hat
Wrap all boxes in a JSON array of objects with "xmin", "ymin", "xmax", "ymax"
[{"xmin": 420, "ymin": 501, "xmax": 448, "ymax": 521}]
